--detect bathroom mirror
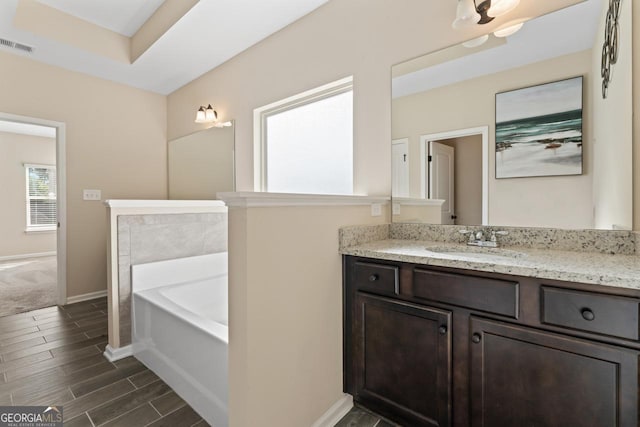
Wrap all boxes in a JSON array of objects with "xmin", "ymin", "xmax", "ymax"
[
  {"xmin": 391, "ymin": 0, "xmax": 632, "ymax": 230},
  {"xmin": 168, "ymin": 123, "xmax": 235, "ymax": 199}
]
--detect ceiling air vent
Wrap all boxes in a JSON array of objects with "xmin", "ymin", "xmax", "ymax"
[{"xmin": 0, "ymin": 37, "xmax": 34, "ymax": 54}]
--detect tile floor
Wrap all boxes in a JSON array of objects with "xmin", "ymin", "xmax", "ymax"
[
  {"xmin": 335, "ymin": 406, "xmax": 400, "ymax": 427},
  {"xmin": 0, "ymin": 297, "xmax": 208, "ymax": 426}
]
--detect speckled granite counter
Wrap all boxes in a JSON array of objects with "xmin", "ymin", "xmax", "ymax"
[{"xmin": 341, "ymin": 239, "xmax": 640, "ymax": 290}]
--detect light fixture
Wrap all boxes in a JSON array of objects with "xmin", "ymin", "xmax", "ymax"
[
  {"xmin": 494, "ymin": 22, "xmax": 524, "ymax": 37},
  {"xmin": 462, "ymin": 34, "xmax": 489, "ymax": 48},
  {"xmin": 452, "ymin": 0, "xmax": 521, "ymax": 28},
  {"xmin": 452, "ymin": 0, "xmax": 481, "ymax": 29},
  {"xmin": 195, "ymin": 104, "xmax": 218, "ymax": 123}
]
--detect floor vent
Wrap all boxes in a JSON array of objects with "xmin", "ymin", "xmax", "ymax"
[{"xmin": 0, "ymin": 37, "xmax": 34, "ymax": 54}]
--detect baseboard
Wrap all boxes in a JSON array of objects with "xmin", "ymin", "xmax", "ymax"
[
  {"xmin": 103, "ymin": 344, "xmax": 133, "ymax": 362},
  {"xmin": 66, "ymin": 290, "xmax": 107, "ymax": 305},
  {"xmin": 311, "ymin": 394, "xmax": 353, "ymax": 427},
  {"xmin": 0, "ymin": 251, "xmax": 56, "ymax": 262}
]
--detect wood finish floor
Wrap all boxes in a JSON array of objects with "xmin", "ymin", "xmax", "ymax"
[{"xmin": 0, "ymin": 298, "xmax": 209, "ymax": 426}]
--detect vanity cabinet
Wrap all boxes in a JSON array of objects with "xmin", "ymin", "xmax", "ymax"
[
  {"xmin": 353, "ymin": 293, "xmax": 451, "ymax": 426},
  {"xmin": 469, "ymin": 317, "xmax": 638, "ymax": 427},
  {"xmin": 343, "ymin": 256, "xmax": 640, "ymax": 427}
]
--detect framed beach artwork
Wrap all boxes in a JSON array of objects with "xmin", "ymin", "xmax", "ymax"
[{"xmin": 495, "ymin": 76, "xmax": 583, "ymax": 179}]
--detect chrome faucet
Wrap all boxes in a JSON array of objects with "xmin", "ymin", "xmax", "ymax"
[{"xmin": 459, "ymin": 229, "xmax": 509, "ymax": 247}]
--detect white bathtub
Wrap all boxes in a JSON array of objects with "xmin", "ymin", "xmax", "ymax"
[{"xmin": 132, "ymin": 253, "xmax": 228, "ymax": 427}]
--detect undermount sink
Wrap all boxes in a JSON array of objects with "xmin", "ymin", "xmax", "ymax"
[{"xmin": 424, "ymin": 245, "xmax": 527, "ymax": 260}]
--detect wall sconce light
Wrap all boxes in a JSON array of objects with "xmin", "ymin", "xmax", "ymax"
[
  {"xmin": 452, "ymin": 0, "xmax": 523, "ymax": 40},
  {"xmin": 195, "ymin": 104, "xmax": 218, "ymax": 123}
]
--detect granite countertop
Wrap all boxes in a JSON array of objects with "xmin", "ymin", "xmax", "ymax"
[{"xmin": 341, "ymin": 239, "xmax": 640, "ymax": 290}]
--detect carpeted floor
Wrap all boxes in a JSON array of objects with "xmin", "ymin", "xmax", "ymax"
[{"xmin": 0, "ymin": 255, "xmax": 57, "ymax": 317}]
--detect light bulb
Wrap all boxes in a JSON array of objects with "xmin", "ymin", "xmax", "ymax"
[
  {"xmin": 488, "ymin": 0, "xmax": 520, "ymax": 17},
  {"xmin": 452, "ymin": 0, "xmax": 481, "ymax": 29}
]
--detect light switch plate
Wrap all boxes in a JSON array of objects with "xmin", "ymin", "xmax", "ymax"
[
  {"xmin": 83, "ymin": 189, "xmax": 101, "ymax": 201},
  {"xmin": 392, "ymin": 203, "xmax": 401, "ymax": 215},
  {"xmin": 371, "ymin": 203, "xmax": 382, "ymax": 217}
]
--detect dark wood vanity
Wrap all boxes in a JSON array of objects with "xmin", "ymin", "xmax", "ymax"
[{"xmin": 343, "ymin": 255, "xmax": 640, "ymax": 427}]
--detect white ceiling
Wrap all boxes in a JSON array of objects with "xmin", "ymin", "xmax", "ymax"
[
  {"xmin": 392, "ymin": 0, "xmax": 602, "ymax": 99},
  {"xmin": 0, "ymin": 0, "xmax": 330, "ymax": 94},
  {"xmin": 0, "ymin": 120, "xmax": 56, "ymax": 138},
  {"xmin": 36, "ymin": 0, "xmax": 165, "ymax": 36}
]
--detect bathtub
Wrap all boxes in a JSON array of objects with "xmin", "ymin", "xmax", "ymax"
[{"xmin": 131, "ymin": 252, "xmax": 228, "ymax": 427}]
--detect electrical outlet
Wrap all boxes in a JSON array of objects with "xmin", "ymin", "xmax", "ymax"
[
  {"xmin": 371, "ymin": 203, "xmax": 382, "ymax": 217},
  {"xmin": 392, "ymin": 203, "xmax": 401, "ymax": 215},
  {"xmin": 83, "ymin": 189, "xmax": 101, "ymax": 201}
]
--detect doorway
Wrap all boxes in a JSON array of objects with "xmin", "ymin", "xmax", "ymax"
[
  {"xmin": 420, "ymin": 126, "xmax": 489, "ymax": 226},
  {"xmin": 0, "ymin": 113, "xmax": 66, "ymax": 316}
]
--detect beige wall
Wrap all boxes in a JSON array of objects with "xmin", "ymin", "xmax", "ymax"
[
  {"xmin": 0, "ymin": 132, "xmax": 56, "ymax": 257},
  {"xmin": 228, "ymin": 205, "xmax": 388, "ymax": 427},
  {"xmin": 169, "ymin": 126, "xmax": 234, "ymax": 199},
  {"xmin": 592, "ymin": 0, "xmax": 633, "ymax": 230},
  {"xmin": 393, "ymin": 50, "xmax": 594, "ymax": 229},
  {"xmin": 0, "ymin": 51, "xmax": 167, "ymax": 298},
  {"xmin": 441, "ymin": 136, "xmax": 483, "ymax": 225}
]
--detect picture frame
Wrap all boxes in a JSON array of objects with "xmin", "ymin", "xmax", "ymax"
[{"xmin": 495, "ymin": 76, "xmax": 583, "ymax": 179}]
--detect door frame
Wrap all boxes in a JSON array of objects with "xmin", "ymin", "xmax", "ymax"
[
  {"xmin": 0, "ymin": 112, "xmax": 67, "ymax": 305},
  {"xmin": 419, "ymin": 126, "xmax": 489, "ymax": 225}
]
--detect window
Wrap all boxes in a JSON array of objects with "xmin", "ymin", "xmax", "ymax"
[
  {"xmin": 25, "ymin": 164, "xmax": 57, "ymax": 231},
  {"xmin": 255, "ymin": 77, "xmax": 353, "ymax": 195}
]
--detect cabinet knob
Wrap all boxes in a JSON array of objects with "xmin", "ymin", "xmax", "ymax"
[
  {"xmin": 368, "ymin": 274, "xmax": 379, "ymax": 282},
  {"xmin": 472, "ymin": 333, "xmax": 482, "ymax": 344},
  {"xmin": 439, "ymin": 325, "xmax": 448, "ymax": 335},
  {"xmin": 581, "ymin": 308, "xmax": 595, "ymax": 321}
]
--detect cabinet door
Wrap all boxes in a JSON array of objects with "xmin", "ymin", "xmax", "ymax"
[
  {"xmin": 353, "ymin": 292, "xmax": 452, "ymax": 426},
  {"xmin": 469, "ymin": 317, "xmax": 639, "ymax": 427}
]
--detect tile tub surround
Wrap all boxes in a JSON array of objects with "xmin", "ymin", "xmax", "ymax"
[
  {"xmin": 389, "ymin": 224, "xmax": 637, "ymax": 255},
  {"xmin": 341, "ymin": 239, "xmax": 640, "ymax": 290},
  {"xmin": 106, "ymin": 200, "xmax": 229, "ymax": 352},
  {"xmin": 116, "ymin": 213, "xmax": 227, "ymax": 346}
]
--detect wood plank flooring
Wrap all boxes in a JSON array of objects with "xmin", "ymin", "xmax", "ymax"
[{"xmin": 0, "ymin": 298, "xmax": 209, "ymax": 426}]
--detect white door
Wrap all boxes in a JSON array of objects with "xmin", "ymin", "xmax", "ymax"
[
  {"xmin": 392, "ymin": 139, "xmax": 409, "ymax": 197},
  {"xmin": 429, "ymin": 141, "xmax": 455, "ymax": 224}
]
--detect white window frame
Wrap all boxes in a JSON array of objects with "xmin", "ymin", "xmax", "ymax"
[
  {"xmin": 25, "ymin": 163, "xmax": 57, "ymax": 232},
  {"xmin": 253, "ymin": 76, "xmax": 354, "ymax": 193}
]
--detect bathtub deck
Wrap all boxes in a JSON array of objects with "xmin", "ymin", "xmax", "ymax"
[{"xmin": 0, "ymin": 297, "xmax": 208, "ymax": 426}]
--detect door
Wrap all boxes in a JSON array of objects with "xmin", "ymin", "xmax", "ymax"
[
  {"xmin": 429, "ymin": 141, "xmax": 455, "ymax": 224},
  {"xmin": 469, "ymin": 317, "xmax": 639, "ymax": 427},
  {"xmin": 392, "ymin": 138, "xmax": 409, "ymax": 197},
  {"xmin": 353, "ymin": 292, "xmax": 452, "ymax": 426}
]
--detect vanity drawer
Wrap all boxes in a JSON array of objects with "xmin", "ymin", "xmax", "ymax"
[
  {"xmin": 541, "ymin": 287, "xmax": 640, "ymax": 340},
  {"xmin": 353, "ymin": 261, "xmax": 399, "ymax": 296},
  {"xmin": 413, "ymin": 269, "xmax": 519, "ymax": 318}
]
